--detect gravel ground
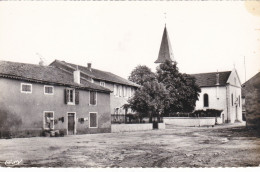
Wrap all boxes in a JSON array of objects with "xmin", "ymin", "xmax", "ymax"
[{"xmin": 0, "ymin": 123, "xmax": 259, "ymax": 168}]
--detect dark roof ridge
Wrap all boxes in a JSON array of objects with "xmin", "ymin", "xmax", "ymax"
[
  {"xmin": 190, "ymin": 71, "xmax": 231, "ymax": 75},
  {"xmin": 51, "ymin": 59, "xmax": 96, "ymax": 78},
  {"xmin": 242, "ymin": 71, "xmax": 260, "ymax": 86},
  {"xmin": 53, "ymin": 59, "xmax": 140, "ymax": 87},
  {"xmin": 0, "ymin": 60, "xmax": 111, "ymax": 93}
]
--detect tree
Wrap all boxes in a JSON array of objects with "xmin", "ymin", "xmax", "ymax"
[
  {"xmin": 157, "ymin": 60, "xmax": 201, "ymax": 114},
  {"xmin": 127, "ymin": 80, "xmax": 169, "ymax": 119},
  {"xmin": 128, "ymin": 65, "xmax": 156, "ymax": 86}
]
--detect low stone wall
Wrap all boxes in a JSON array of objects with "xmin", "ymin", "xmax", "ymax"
[
  {"xmin": 111, "ymin": 124, "xmax": 153, "ymax": 133},
  {"xmin": 163, "ymin": 117, "xmax": 215, "ymax": 127}
]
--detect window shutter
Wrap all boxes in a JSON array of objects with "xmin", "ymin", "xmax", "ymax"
[
  {"xmin": 94, "ymin": 92, "xmax": 97, "ymax": 105},
  {"xmin": 64, "ymin": 89, "xmax": 68, "ymax": 104},
  {"xmin": 75, "ymin": 89, "xmax": 79, "ymax": 105}
]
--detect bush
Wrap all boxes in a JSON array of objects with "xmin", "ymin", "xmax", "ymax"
[{"xmin": 167, "ymin": 109, "xmax": 223, "ymax": 118}]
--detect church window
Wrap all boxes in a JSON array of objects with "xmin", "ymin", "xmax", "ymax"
[
  {"xmin": 203, "ymin": 94, "xmax": 209, "ymax": 107},
  {"xmin": 231, "ymin": 94, "xmax": 233, "ymax": 106}
]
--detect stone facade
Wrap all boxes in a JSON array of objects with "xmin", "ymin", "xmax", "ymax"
[
  {"xmin": 0, "ymin": 78, "xmax": 111, "ymax": 137},
  {"xmin": 242, "ymin": 72, "xmax": 260, "ymax": 129},
  {"xmin": 93, "ymin": 80, "xmax": 135, "ymax": 114}
]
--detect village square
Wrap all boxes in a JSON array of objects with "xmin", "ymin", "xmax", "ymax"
[{"xmin": 0, "ymin": 1, "xmax": 260, "ymax": 168}]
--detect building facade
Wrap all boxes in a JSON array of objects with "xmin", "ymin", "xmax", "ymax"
[
  {"xmin": 50, "ymin": 60, "xmax": 139, "ymax": 115},
  {"xmin": 242, "ymin": 72, "xmax": 260, "ymax": 129},
  {"xmin": 192, "ymin": 69, "xmax": 243, "ymax": 123},
  {"xmin": 0, "ymin": 61, "xmax": 112, "ymax": 137}
]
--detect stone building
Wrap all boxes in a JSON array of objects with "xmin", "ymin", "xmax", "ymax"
[
  {"xmin": 50, "ymin": 60, "xmax": 139, "ymax": 115},
  {"xmin": 0, "ymin": 61, "xmax": 112, "ymax": 137},
  {"xmin": 242, "ymin": 72, "xmax": 260, "ymax": 129},
  {"xmin": 191, "ymin": 70, "xmax": 242, "ymax": 123}
]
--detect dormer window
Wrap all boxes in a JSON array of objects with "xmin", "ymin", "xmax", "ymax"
[{"xmin": 100, "ymin": 82, "xmax": 105, "ymax": 87}]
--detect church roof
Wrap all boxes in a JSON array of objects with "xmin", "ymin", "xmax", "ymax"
[
  {"xmin": 155, "ymin": 25, "xmax": 174, "ymax": 63},
  {"xmin": 191, "ymin": 71, "xmax": 231, "ymax": 87}
]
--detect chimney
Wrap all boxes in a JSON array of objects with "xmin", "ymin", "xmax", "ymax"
[
  {"xmin": 87, "ymin": 63, "xmax": 92, "ymax": 71},
  {"xmin": 39, "ymin": 58, "xmax": 45, "ymax": 66},
  {"xmin": 73, "ymin": 66, "xmax": 80, "ymax": 84}
]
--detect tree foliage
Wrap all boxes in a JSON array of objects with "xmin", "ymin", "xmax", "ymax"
[
  {"xmin": 127, "ymin": 61, "xmax": 201, "ymax": 116},
  {"xmin": 128, "ymin": 65, "xmax": 157, "ymax": 86},
  {"xmin": 157, "ymin": 60, "xmax": 201, "ymax": 113},
  {"xmin": 127, "ymin": 80, "xmax": 169, "ymax": 117}
]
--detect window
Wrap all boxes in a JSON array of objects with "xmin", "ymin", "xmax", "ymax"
[
  {"xmin": 123, "ymin": 86, "xmax": 127, "ymax": 97},
  {"xmin": 65, "ymin": 88, "xmax": 79, "ymax": 105},
  {"xmin": 44, "ymin": 85, "xmax": 54, "ymax": 95},
  {"xmin": 100, "ymin": 82, "xmax": 105, "ymax": 87},
  {"xmin": 21, "ymin": 83, "xmax": 32, "ymax": 93},
  {"xmin": 114, "ymin": 84, "xmax": 118, "ymax": 96},
  {"xmin": 129, "ymin": 87, "xmax": 132, "ymax": 97},
  {"xmin": 118, "ymin": 86, "xmax": 122, "ymax": 97},
  {"xmin": 239, "ymin": 95, "xmax": 240, "ymax": 107},
  {"xmin": 43, "ymin": 111, "xmax": 54, "ymax": 130},
  {"xmin": 203, "ymin": 94, "xmax": 209, "ymax": 107},
  {"xmin": 89, "ymin": 112, "xmax": 98, "ymax": 128},
  {"xmin": 69, "ymin": 89, "xmax": 74, "ymax": 103},
  {"xmin": 90, "ymin": 91, "xmax": 97, "ymax": 105},
  {"xmin": 231, "ymin": 94, "xmax": 233, "ymax": 106}
]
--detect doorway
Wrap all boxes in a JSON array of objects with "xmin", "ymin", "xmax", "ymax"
[{"xmin": 68, "ymin": 113, "xmax": 76, "ymax": 135}]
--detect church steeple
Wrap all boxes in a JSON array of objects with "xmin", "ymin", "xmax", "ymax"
[{"xmin": 155, "ymin": 25, "xmax": 174, "ymax": 63}]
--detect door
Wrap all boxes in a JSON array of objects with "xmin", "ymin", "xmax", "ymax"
[{"xmin": 68, "ymin": 113, "xmax": 75, "ymax": 135}]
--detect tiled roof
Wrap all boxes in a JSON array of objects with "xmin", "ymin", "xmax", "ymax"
[
  {"xmin": 242, "ymin": 72, "xmax": 260, "ymax": 97},
  {"xmin": 0, "ymin": 61, "xmax": 111, "ymax": 93},
  {"xmin": 51, "ymin": 60, "xmax": 140, "ymax": 87},
  {"xmin": 191, "ymin": 71, "xmax": 231, "ymax": 87}
]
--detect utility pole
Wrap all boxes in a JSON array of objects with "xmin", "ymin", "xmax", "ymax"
[{"xmin": 244, "ymin": 56, "xmax": 247, "ymax": 83}]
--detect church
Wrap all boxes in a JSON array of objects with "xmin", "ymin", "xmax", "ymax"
[{"xmin": 155, "ymin": 25, "xmax": 242, "ymax": 124}]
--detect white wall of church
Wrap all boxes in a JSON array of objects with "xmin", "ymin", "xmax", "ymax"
[
  {"xmin": 226, "ymin": 69, "xmax": 243, "ymax": 123},
  {"xmin": 195, "ymin": 86, "xmax": 227, "ymax": 124}
]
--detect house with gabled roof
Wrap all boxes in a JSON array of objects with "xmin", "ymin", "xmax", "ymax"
[
  {"xmin": 49, "ymin": 60, "xmax": 140, "ymax": 115},
  {"xmin": 0, "ymin": 60, "xmax": 112, "ymax": 137},
  {"xmin": 155, "ymin": 25, "xmax": 242, "ymax": 124}
]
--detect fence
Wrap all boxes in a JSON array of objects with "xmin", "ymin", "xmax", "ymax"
[
  {"xmin": 165, "ymin": 109, "xmax": 223, "ymax": 118},
  {"xmin": 111, "ymin": 114, "xmax": 163, "ymax": 124}
]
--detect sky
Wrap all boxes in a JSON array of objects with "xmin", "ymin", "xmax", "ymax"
[{"xmin": 0, "ymin": 1, "xmax": 259, "ymax": 84}]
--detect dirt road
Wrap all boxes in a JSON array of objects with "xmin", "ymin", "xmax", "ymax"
[{"xmin": 0, "ymin": 123, "xmax": 259, "ymax": 167}]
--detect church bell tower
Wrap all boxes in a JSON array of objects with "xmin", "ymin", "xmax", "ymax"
[{"xmin": 154, "ymin": 25, "xmax": 174, "ymax": 63}]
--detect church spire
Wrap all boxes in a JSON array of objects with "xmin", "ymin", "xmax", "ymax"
[{"xmin": 154, "ymin": 25, "xmax": 174, "ymax": 63}]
